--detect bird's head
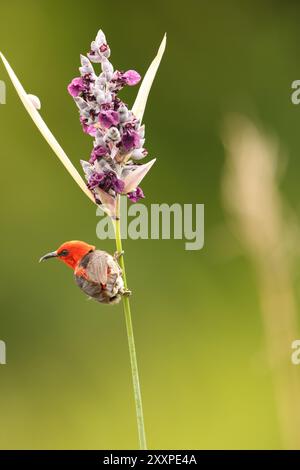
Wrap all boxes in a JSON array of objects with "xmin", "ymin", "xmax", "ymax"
[{"xmin": 39, "ymin": 240, "xmax": 95, "ymax": 269}]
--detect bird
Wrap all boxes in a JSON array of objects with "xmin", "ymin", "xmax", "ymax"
[{"xmin": 39, "ymin": 240, "xmax": 130, "ymax": 304}]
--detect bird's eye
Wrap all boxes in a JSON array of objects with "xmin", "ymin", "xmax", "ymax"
[{"xmin": 59, "ymin": 249, "xmax": 69, "ymax": 257}]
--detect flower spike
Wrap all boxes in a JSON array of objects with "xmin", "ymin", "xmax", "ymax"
[
  {"xmin": 67, "ymin": 31, "xmax": 164, "ymax": 212},
  {"xmin": 0, "ymin": 31, "xmax": 165, "ymax": 213}
]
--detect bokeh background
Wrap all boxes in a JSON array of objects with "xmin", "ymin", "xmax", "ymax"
[{"xmin": 1, "ymin": 0, "xmax": 300, "ymax": 450}]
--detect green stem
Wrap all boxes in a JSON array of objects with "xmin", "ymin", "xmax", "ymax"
[{"xmin": 113, "ymin": 195, "xmax": 147, "ymax": 450}]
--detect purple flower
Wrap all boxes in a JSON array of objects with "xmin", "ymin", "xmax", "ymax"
[
  {"xmin": 89, "ymin": 145, "xmax": 108, "ymax": 163},
  {"xmin": 99, "ymin": 109, "xmax": 120, "ymax": 128},
  {"xmin": 110, "ymin": 70, "xmax": 141, "ymax": 92},
  {"xmin": 121, "ymin": 129, "xmax": 141, "ymax": 151},
  {"xmin": 123, "ymin": 70, "xmax": 141, "ymax": 86},
  {"xmin": 80, "ymin": 117, "xmax": 97, "ymax": 136},
  {"xmin": 101, "ymin": 102, "xmax": 112, "ymax": 111},
  {"xmin": 127, "ymin": 187, "xmax": 145, "ymax": 202},
  {"xmin": 109, "ymin": 71, "xmax": 125, "ymax": 91},
  {"xmin": 87, "ymin": 171, "xmax": 105, "ymax": 189},
  {"xmin": 88, "ymin": 171, "xmax": 125, "ymax": 194},
  {"xmin": 67, "ymin": 77, "xmax": 85, "ymax": 97},
  {"xmin": 100, "ymin": 43, "xmax": 109, "ymax": 54},
  {"xmin": 87, "ymin": 126, "xmax": 97, "ymax": 137}
]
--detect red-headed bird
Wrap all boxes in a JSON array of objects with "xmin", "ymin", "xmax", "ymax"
[{"xmin": 39, "ymin": 241, "xmax": 130, "ymax": 304}]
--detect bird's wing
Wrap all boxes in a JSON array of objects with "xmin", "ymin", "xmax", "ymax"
[{"xmin": 85, "ymin": 250, "xmax": 109, "ymax": 286}]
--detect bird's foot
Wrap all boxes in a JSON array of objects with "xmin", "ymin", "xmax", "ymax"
[
  {"xmin": 122, "ymin": 288, "xmax": 132, "ymax": 297},
  {"xmin": 114, "ymin": 250, "xmax": 124, "ymax": 260}
]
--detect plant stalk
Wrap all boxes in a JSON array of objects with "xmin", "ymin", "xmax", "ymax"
[{"xmin": 113, "ymin": 194, "xmax": 147, "ymax": 450}]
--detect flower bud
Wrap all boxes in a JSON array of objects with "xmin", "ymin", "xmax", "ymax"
[
  {"xmin": 105, "ymin": 71, "xmax": 113, "ymax": 81},
  {"xmin": 95, "ymin": 130, "xmax": 106, "ymax": 147},
  {"xmin": 131, "ymin": 148, "xmax": 148, "ymax": 160},
  {"xmin": 104, "ymin": 92, "xmax": 113, "ymax": 103},
  {"xmin": 118, "ymin": 104, "xmax": 129, "ymax": 123},
  {"xmin": 95, "ymin": 30, "xmax": 107, "ymax": 44},
  {"xmin": 79, "ymin": 55, "xmax": 94, "ymax": 75},
  {"xmin": 105, "ymin": 127, "xmax": 121, "ymax": 142},
  {"xmin": 101, "ymin": 58, "xmax": 114, "ymax": 75},
  {"xmin": 94, "ymin": 89, "xmax": 105, "ymax": 104},
  {"xmin": 28, "ymin": 94, "xmax": 41, "ymax": 110},
  {"xmin": 95, "ymin": 74, "xmax": 106, "ymax": 89}
]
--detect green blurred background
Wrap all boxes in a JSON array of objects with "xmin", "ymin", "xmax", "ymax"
[{"xmin": 1, "ymin": 0, "xmax": 300, "ymax": 449}]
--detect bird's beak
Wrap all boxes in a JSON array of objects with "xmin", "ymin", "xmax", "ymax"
[{"xmin": 39, "ymin": 251, "xmax": 58, "ymax": 263}]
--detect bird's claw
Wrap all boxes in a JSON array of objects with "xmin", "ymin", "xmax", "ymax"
[
  {"xmin": 122, "ymin": 289, "xmax": 132, "ymax": 297},
  {"xmin": 114, "ymin": 250, "xmax": 124, "ymax": 260}
]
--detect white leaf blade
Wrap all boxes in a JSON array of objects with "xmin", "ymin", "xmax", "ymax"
[
  {"xmin": 0, "ymin": 52, "xmax": 94, "ymax": 203},
  {"xmin": 132, "ymin": 34, "xmax": 166, "ymax": 122},
  {"xmin": 123, "ymin": 158, "xmax": 156, "ymax": 193}
]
